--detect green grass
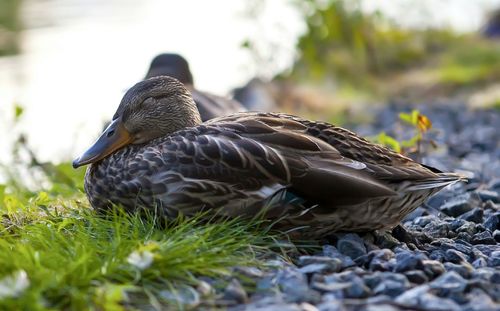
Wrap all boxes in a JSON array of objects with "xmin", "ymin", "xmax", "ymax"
[
  {"xmin": 0, "ymin": 156, "xmax": 291, "ymax": 309},
  {"xmin": 0, "ymin": 195, "xmax": 284, "ymax": 310}
]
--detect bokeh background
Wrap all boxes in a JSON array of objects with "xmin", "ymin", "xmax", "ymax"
[{"xmin": 2, "ymin": 0, "xmax": 500, "ymax": 184}]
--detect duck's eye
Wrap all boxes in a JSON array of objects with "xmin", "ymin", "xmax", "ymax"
[{"xmin": 106, "ymin": 130, "xmax": 115, "ymax": 138}]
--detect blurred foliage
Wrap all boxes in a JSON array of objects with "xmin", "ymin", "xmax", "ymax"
[
  {"xmin": 281, "ymin": 0, "xmax": 500, "ymax": 102},
  {"xmin": 288, "ymin": 0, "xmax": 455, "ymax": 89},
  {"xmin": 435, "ymin": 41, "xmax": 500, "ymax": 87},
  {"xmin": 0, "ymin": 0, "xmax": 21, "ymax": 56}
]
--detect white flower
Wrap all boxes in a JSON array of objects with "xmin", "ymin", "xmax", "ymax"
[
  {"xmin": 127, "ymin": 251, "xmax": 154, "ymax": 270},
  {"xmin": 0, "ymin": 270, "xmax": 30, "ymax": 299}
]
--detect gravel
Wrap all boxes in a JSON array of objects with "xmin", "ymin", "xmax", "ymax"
[{"xmin": 201, "ymin": 103, "xmax": 500, "ymax": 310}]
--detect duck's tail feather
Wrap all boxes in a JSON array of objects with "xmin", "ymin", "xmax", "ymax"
[{"xmin": 405, "ymin": 173, "xmax": 466, "ymax": 191}]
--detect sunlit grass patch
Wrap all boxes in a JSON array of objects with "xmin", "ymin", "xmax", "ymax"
[{"xmin": 0, "ymin": 197, "xmax": 285, "ymax": 310}]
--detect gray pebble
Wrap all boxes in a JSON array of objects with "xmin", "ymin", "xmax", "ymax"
[
  {"xmin": 298, "ymin": 256, "xmax": 342, "ymax": 273},
  {"xmin": 441, "ymin": 193, "xmax": 478, "ymax": 217},
  {"xmin": 472, "ymin": 231, "xmax": 497, "ymax": 245},
  {"xmin": 419, "ymin": 293, "xmax": 461, "ymax": 311},
  {"xmin": 422, "ymin": 259, "xmax": 446, "ymax": 278},
  {"xmin": 322, "ymin": 245, "xmax": 356, "ymax": 269},
  {"xmin": 276, "ymin": 268, "xmax": 320, "ymax": 304},
  {"xmin": 450, "ymin": 218, "xmax": 467, "ymax": 230},
  {"xmin": 463, "ymin": 288, "xmax": 500, "ymax": 311},
  {"xmin": 444, "ymin": 249, "xmax": 469, "ymax": 263},
  {"xmin": 234, "ymin": 266, "xmax": 264, "ymax": 278},
  {"xmin": 344, "ymin": 278, "xmax": 371, "ymax": 299},
  {"xmin": 476, "ymin": 189, "xmax": 499, "ymax": 203},
  {"xmin": 489, "ymin": 251, "xmax": 500, "ymax": 267},
  {"xmin": 493, "ymin": 230, "xmax": 500, "ymax": 242},
  {"xmin": 459, "ymin": 207, "xmax": 483, "ymax": 223},
  {"xmin": 444, "ymin": 262, "xmax": 473, "ymax": 278},
  {"xmin": 224, "ymin": 279, "xmax": 248, "ymax": 304},
  {"xmin": 404, "ymin": 270, "xmax": 429, "ymax": 284},
  {"xmin": 237, "ymin": 303, "xmax": 303, "ymax": 311},
  {"xmin": 374, "ymin": 232, "xmax": 401, "ymax": 249},
  {"xmin": 159, "ymin": 285, "xmax": 200, "ymax": 307},
  {"xmin": 396, "ymin": 284, "xmax": 461, "ymax": 311},
  {"xmin": 472, "ymin": 257, "xmax": 488, "ymax": 268},
  {"xmin": 457, "ymin": 231, "xmax": 472, "ymax": 242},
  {"xmin": 429, "ymin": 271, "xmax": 467, "ymax": 296},
  {"xmin": 394, "ymin": 251, "xmax": 423, "ymax": 272},
  {"xmin": 484, "ymin": 212, "xmax": 500, "ymax": 232},
  {"xmin": 316, "ymin": 301, "xmax": 346, "ymax": 311},
  {"xmin": 484, "ymin": 200, "xmax": 500, "ymax": 211},
  {"xmin": 299, "ymin": 263, "xmax": 331, "ymax": 274},
  {"xmin": 458, "ymin": 222, "xmax": 477, "ymax": 235},
  {"xmin": 336, "ymin": 234, "xmax": 367, "ymax": 260},
  {"xmin": 372, "ymin": 279, "xmax": 408, "ymax": 297}
]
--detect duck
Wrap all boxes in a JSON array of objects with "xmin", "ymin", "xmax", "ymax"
[
  {"xmin": 73, "ymin": 76, "xmax": 463, "ymax": 238},
  {"xmin": 145, "ymin": 53, "xmax": 246, "ymax": 121}
]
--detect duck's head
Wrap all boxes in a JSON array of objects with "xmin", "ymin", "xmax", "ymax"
[
  {"xmin": 73, "ymin": 76, "xmax": 202, "ymax": 168},
  {"xmin": 144, "ymin": 53, "xmax": 194, "ymax": 85}
]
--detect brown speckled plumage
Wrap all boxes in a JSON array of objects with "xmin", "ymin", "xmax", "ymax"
[{"xmin": 77, "ymin": 76, "xmax": 462, "ymax": 238}]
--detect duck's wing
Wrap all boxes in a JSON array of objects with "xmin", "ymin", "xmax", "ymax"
[
  {"xmin": 143, "ymin": 115, "xmax": 403, "ymax": 211},
  {"xmin": 189, "ymin": 88, "xmax": 246, "ymax": 121},
  {"xmin": 207, "ymin": 112, "xmax": 447, "ymax": 182}
]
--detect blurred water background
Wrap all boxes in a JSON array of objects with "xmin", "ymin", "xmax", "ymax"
[{"xmin": 1, "ymin": 0, "xmax": 500, "ymax": 168}]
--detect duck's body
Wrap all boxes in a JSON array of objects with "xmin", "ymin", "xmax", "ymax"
[
  {"xmin": 145, "ymin": 53, "xmax": 246, "ymax": 121},
  {"xmin": 77, "ymin": 81, "xmax": 461, "ymax": 237}
]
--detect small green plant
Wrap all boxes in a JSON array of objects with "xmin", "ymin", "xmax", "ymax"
[{"xmin": 371, "ymin": 109, "xmax": 434, "ymax": 158}]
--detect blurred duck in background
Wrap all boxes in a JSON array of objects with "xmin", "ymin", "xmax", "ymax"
[
  {"xmin": 233, "ymin": 78, "xmax": 278, "ymax": 112},
  {"xmin": 145, "ymin": 53, "xmax": 246, "ymax": 121}
]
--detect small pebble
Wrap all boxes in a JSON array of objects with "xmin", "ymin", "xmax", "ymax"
[
  {"xmin": 493, "ymin": 230, "xmax": 500, "ymax": 242},
  {"xmin": 476, "ymin": 189, "xmax": 499, "ymax": 203},
  {"xmin": 489, "ymin": 251, "xmax": 500, "ymax": 267},
  {"xmin": 440, "ymin": 193, "xmax": 477, "ymax": 217},
  {"xmin": 484, "ymin": 212, "xmax": 500, "ymax": 232},
  {"xmin": 459, "ymin": 208, "xmax": 483, "ymax": 223},
  {"xmin": 223, "ymin": 279, "xmax": 248, "ymax": 304},
  {"xmin": 472, "ymin": 231, "xmax": 496, "ymax": 245},
  {"xmin": 404, "ymin": 270, "xmax": 429, "ymax": 284},
  {"xmin": 336, "ymin": 234, "xmax": 367, "ymax": 260},
  {"xmin": 444, "ymin": 249, "xmax": 469, "ymax": 263}
]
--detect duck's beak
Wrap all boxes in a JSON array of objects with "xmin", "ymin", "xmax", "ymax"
[{"xmin": 72, "ymin": 118, "xmax": 133, "ymax": 168}]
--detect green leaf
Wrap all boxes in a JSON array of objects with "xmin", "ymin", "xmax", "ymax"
[
  {"xmin": 411, "ymin": 109, "xmax": 420, "ymax": 124},
  {"xmin": 376, "ymin": 132, "xmax": 401, "ymax": 153},
  {"xmin": 400, "ymin": 134, "xmax": 421, "ymax": 148},
  {"xmin": 14, "ymin": 105, "xmax": 24, "ymax": 120},
  {"xmin": 398, "ymin": 109, "xmax": 420, "ymax": 126},
  {"xmin": 240, "ymin": 39, "xmax": 251, "ymax": 49}
]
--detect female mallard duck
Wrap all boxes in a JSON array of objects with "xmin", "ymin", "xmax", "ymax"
[
  {"xmin": 145, "ymin": 53, "xmax": 246, "ymax": 121},
  {"xmin": 73, "ymin": 76, "xmax": 462, "ymax": 238}
]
